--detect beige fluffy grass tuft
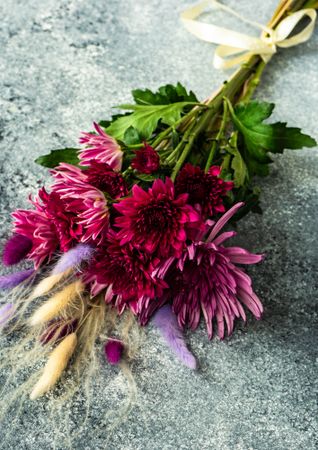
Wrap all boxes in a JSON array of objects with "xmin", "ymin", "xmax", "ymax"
[
  {"xmin": 29, "ymin": 280, "xmax": 84, "ymax": 326},
  {"xmin": 30, "ymin": 333, "xmax": 78, "ymax": 400},
  {"xmin": 0, "ymin": 289, "xmax": 143, "ymax": 446},
  {"xmin": 30, "ymin": 269, "xmax": 72, "ymax": 299}
]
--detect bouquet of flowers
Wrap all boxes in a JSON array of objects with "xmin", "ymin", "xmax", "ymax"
[{"xmin": 0, "ymin": 0, "xmax": 316, "ymax": 425}]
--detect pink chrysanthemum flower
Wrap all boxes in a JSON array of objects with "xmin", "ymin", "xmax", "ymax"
[
  {"xmin": 83, "ymin": 230, "xmax": 170, "ymax": 312},
  {"xmin": 51, "ymin": 163, "xmax": 109, "ymax": 245},
  {"xmin": 12, "ymin": 190, "xmax": 59, "ymax": 268},
  {"xmin": 138, "ymin": 202, "xmax": 264, "ymax": 339},
  {"xmin": 131, "ymin": 143, "xmax": 160, "ymax": 174},
  {"xmin": 44, "ymin": 191, "xmax": 83, "ymax": 251},
  {"xmin": 114, "ymin": 178, "xmax": 202, "ymax": 258},
  {"xmin": 12, "ymin": 188, "xmax": 82, "ymax": 267},
  {"xmin": 85, "ymin": 161, "xmax": 128, "ymax": 198},
  {"xmin": 79, "ymin": 122, "xmax": 123, "ymax": 171},
  {"xmin": 175, "ymin": 163, "xmax": 233, "ymax": 217}
]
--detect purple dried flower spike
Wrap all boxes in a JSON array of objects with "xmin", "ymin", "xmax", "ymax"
[
  {"xmin": 0, "ymin": 268, "xmax": 34, "ymax": 290},
  {"xmin": 52, "ymin": 244, "xmax": 94, "ymax": 275},
  {"xmin": 0, "ymin": 303, "xmax": 15, "ymax": 327},
  {"xmin": 104, "ymin": 338, "xmax": 124, "ymax": 365},
  {"xmin": 153, "ymin": 305, "xmax": 197, "ymax": 369},
  {"xmin": 2, "ymin": 234, "xmax": 32, "ymax": 266}
]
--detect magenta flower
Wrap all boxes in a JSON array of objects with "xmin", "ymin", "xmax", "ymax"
[
  {"xmin": 131, "ymin": 143, "xmax": 160, "ymax": 174},
  {"xmin": 138, "ymin": 202, "xmax": 264, "ymax": 339},
  {"xmin": 79, "ymin": 122, "xmax": 123, "ymax": 171},
  {"xmin": 12, "ymin": 189, "xmax": 61, "ymax": 267},
  {"xmin": 51, "ymin": 163, "xmax": 109, "ymax": 245},
  {"xmin": 175, "ymin": 163, "xmax": 233, "ymax": 217},
  {"xmin": 114, "ymin": 178, "xmax": 202, "ymax": 258},
  {"xmin": 84, "ymin": 230, "xmax": 169, "ymax": 309},
  {"xmin": 44, "ymin": 191, "xmax": 83, "ymax": 251},
  {"xmin": 85, "ymin": 161, "xmax": 128, "ymax": 198},
  {"xmin": 12, "ymin": 187, "xmax": 82, "ymax": 268}
]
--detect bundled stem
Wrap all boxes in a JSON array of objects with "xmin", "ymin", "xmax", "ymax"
[{"xmin": 156, "ymin": 0, "xmax": 316, "ymax": 180}]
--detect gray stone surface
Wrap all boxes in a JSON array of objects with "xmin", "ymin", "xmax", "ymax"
[{"xmin": 0, "ymin": 0, "xmax": 317, "ymax": 449}]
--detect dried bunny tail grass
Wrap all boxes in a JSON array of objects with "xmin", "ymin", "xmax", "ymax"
[
  {"xmin": 29, "ymin": 280, "xmax": 84, "ymax": 326},
  {"xmin": 30, "ymin": 268, "xmax": 73, "ymax": 299},
  {"xmin": 30, "ymin": 333, "xmax": 78, "ymax": 400},
  {"xmin": 41, "ymin": 296, "xmax": 110, "ymax": 445},
  {"xmin": 0, "ymin": 294, "xmax": 143, "ymax": 446},
  {"xmin": 0, "ymin": 268, "xmax": 73, "ymax": 334},
  {"xmin": 29, "ymin": 244, "xmax": 94, "ymax": 300}
]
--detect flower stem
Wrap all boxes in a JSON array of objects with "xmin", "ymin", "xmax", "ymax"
[
  {"xmin": 170, "ymin": 55, "xmax": 261, "ymax": 181},
  {"xmin": 240, "ymin": 60, "xmax": 267, "ymax": 103},
  {"xmin": 204, "ymin": 99, "xmax": 228, "ymax": 172}
]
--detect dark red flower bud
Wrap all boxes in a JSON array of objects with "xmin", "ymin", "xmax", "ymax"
[{"xmin": 131, "ymin": 143, "xmax": 160, "ymax": 174}]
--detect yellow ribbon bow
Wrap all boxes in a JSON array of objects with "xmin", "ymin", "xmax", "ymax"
[{"xmin": 181, "ymin": 0, "xmax": 317, "ymax": 69}]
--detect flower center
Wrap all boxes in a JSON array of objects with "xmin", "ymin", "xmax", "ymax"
[{"xmin": 138, "ymin": 200, "xmax": 173, "ymax": 232}]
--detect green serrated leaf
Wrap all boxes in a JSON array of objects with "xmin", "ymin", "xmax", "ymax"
[
  {"xmin": 132, "ymin": 82, "xmax": 198, "ymax": 106},
  {"xmin": 123, "ymin": 126, "xmax": 141, "ymax": 145},
  {"xmin": 228, "ymin": 99, "xmax": 317, "ymax": 156},
  {"xmin": 234, "ymin": 101, "xmax": 274, "ymax": 126},
  {"xmin": 106, "ymin": 102, "xmax": 195, "ymax": 140},
  {"xmin": 35, "ymin": 148, "xmax": 80, "ymax": 168}
]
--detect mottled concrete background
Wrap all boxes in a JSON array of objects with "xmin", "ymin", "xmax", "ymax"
[{"xmin": 0, "ymin": 0, "xmax": 317, "ymax": 449}]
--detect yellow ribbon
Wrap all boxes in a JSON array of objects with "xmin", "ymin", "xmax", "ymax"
[{"xmin": 181, "ymin": 0, "xmax": 317, "ymax": 69}]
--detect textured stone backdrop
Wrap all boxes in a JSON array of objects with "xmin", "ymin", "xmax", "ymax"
[{"xmin": 0, "ymin": 1, "xmax": 317, "ymax": 449}]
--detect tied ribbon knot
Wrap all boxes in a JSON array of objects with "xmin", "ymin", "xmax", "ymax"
[{"xmin": 181, "ymin": 0, "xmax": 317, "ymax": 69}]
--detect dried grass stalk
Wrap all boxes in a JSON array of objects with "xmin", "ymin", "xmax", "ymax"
[
  {"xmin": 30, "ymin": 280, "xmax": 84, "ymax": 326},
  {"xmin": 31, "ymin": 269, "xmax": 72, "ymax": 299},
  {"xmin": 30, "ymin": 332, "xmax": 77, "ymax": 400}
]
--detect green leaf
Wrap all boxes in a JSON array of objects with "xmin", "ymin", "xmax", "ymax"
[
  {"xmin": 227, "ymin": 99, "xmax": 317, "ymax": 157},
  {"xmin": 123, "ymin": 126, "xmax": 141, "ymax": 145},
  {"xmin": 226, "ymin": 134, "xmax": 248, "ymax": 187},
  {"xmin": 35, "ymin": 148, "xmax": 80, "ymax": 168},
  {"xmin": 132, "ymin": 82, "xmax": 198, "ymax": 105},
  {"xmin": 106, "ymin": 102, "xmax": 195, "ymax": 140},
  {"xmin": 246, "ymin": 158, "xmax": 270, "ymax": 177}
]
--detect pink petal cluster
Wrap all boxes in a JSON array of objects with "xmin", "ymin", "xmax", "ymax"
[
  {"xmin": 175, "ymin": 163, "xmax": 233, "ymax": 216},
  {"xmin": 85, "ymin": 161, "xmax": 128, "ymax": 198},
  {"xmin": 83, "ymin": 230, "xmax": 170, "ymax": 313},
  {"xmin": 114, "ymin": 178, "xmax": 202, "ymax": 258},
  {"xmin": 137, "ymin": 203, "xmax": 264, "ymax": 338},
  {"xmin": 51, "ymin": 163, "xmax": 109, "ymax": 245},
  {"xmin": 79, "ymin": 122, "xmax": 123, "ymax": 171},
  {"xmin": 13, "ymin": 207, "xmax": 57, "ymax": 268}
]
